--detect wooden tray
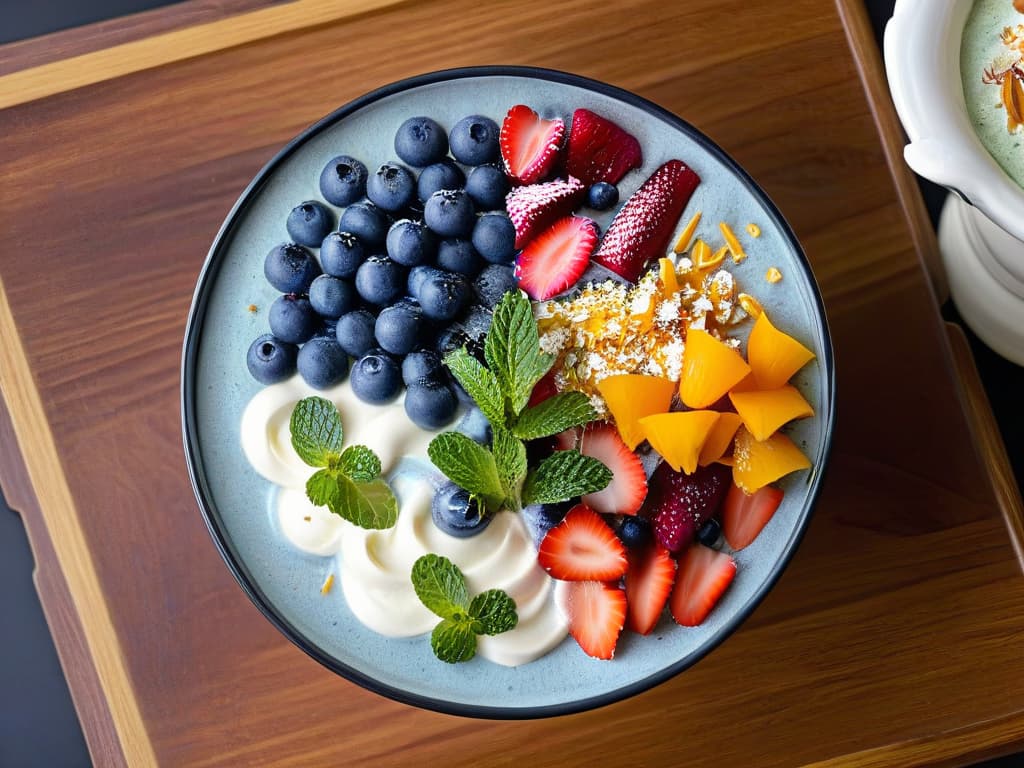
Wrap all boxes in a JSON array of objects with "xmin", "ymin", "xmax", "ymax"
[{"xmin": 2, "ymin": 0, "xmax": 1023, "ymax": 765}]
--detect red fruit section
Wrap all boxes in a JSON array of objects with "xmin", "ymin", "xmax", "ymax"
[
  {"xmin": 506, "ymin": 176, "xmax": 586, "ymax": 249},
  {"xmin": 721, "ymin": 482, "xmax": 784, "ymax": 550},
  {"xmin": 537, "ymin": 504, "xmax": 628, "ymax": 581},
  {"xmin": 564, "ymin": 108, "xmax": 643, "ymax": 185},
  {"xmin": 670, "ymin": 544, "xmax": 736, "ymax": 627},
  {"xmin": 514, "ymin": 215, "xmax": 597, "ymax": 301},
  {"xmin": 642, "ymin": 461, "xmax": 730, "ymax": 552},
  {"xmin": 500, "ymin": 104, "xmax": 565, "ymax": 185},
  {"xmin": 579, "ymin": 423, "xmax": 648, "ymax": 516},
  {"xmin": 563, "ymin": 580, "xmax": 627, "ymax": 660},
  {"xmin": 625, "ymin": 543, "xmax": 676, "ymax": 635}
]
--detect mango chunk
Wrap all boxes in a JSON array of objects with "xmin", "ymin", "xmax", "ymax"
[
  {"xmin": 639, "ymin": 411, "xmax": 721, "ymax": 475},
  {"xmin": 747, "ymin": 312, "xmax": 815, "ymax": 390},
  {"xmin": 732, "ymin": 426, "xmax": 811, "ymax": 493},
  {"xmin": 679, "ymin": 328, "xmax": 751, "ymax": 409},
  {"xmin": 597, "ymin": 374, "xmax": 676, "ymax": 450},
  {"xmin": 698, "ymin": 412, "xmax": 743, "ymax": 466},
  {"xmin": 729, "ymin": 386, "xmax": 814, "ymax": 442}
]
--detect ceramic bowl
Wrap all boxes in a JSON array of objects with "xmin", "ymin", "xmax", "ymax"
[{"xmin": 182, "ymin": 67, "xmax": 835, "ymax": 717}]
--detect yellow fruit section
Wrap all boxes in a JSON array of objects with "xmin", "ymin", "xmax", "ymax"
[
  {"xmin": 639, "ymin": 411, "xmax": 721, "ymax": 474},
  {"xmin": 679, "ymin": 328, "xmax": 751, "ymax": 408},
  {"xmin": 698, "ymin": 412, "xmax": 743, "ymax": 466},
  {"xmin": 732, "ymin": 426, "xmax": 811, "ymax": 493},
  {"xmin": 659, "ymin": 258, "xmax": 679, "ymax": 296},
  {"xmin": 597, "ymin": 374, "xmax": 677, "ymax": 450},
  {"xmin": 747, "ymin": 312, "xmax": 815, "ymax": 390},
  {"xmin": 728, "ymin": 386, "xmax": 814, "ymax": 442}
]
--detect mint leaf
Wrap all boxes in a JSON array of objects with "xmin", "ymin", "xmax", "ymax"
[
  {"xmin": 431, "ymin": 619, "xmax": 477, "ymax": 663},
  {"xmin": 484, "ymin": 291, "xmax": 554, "ymax": 416},
  {"xmin": 338, "ymin": 445, "xmax": 381, "ymax": 482},
  {"xmin": 444, "ymin": 348, "xmax": 505, "ymax": 426},
  {"xmin": 411, "ymin": 554, "xmax": 469, "ymax": 619},
  {"xmin": 306, "ymin": 468, "xmax": 340, "ymax": 508},
  {"xmin": 469, "ymin": 590, "xmax": 518, "ymax": 635},
  {"xmin": 290, "ymin": 396, "xmax": 344, "ymax": 466},
  {"xmin": 428, "ymin": 432, "xmax": 505, "ymax": 510},
  {"xmin": 513, "ymin": 391, "xmax": 596, "ymax": 440},
  {"xmin": 309, "ymin": 471, "xmax": 397, "ymax": 530},
  {"xmin": 521, "ymin": 449, "xmax": 613, "ymax": 506},
  {"xmin": 491, "ymin": 426, "xmax": 526, "ymax": 502}
]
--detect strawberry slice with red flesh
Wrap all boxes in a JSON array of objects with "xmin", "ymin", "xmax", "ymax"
[
  {"xmin": 514, "ymin": 215, "xmax": 598, "ymax": 301},
  {"xmin": 527, "ymin": 369, "xmax": 559, "ymax": 407},
  {"xmin": 563, "ymin": 579, "xmax": 627, "ymax": 660},
  {"xmin": 579, "ymin": 422, "xmax": 648, "ymax": 516},
  {"xmin": 722, "ymin": 482, "xmax": 784, "ymax": 550},
  {"xmin": 565, "ymin": 108, "xmax": 643, "ymax": 186},
  {"xmin": 506, "ymin": 176, "xmax": 586, "ymax": 249},
  {"xmin": 500, "ymin": 105, "xmax": 566, "ymax": 185},
  {"xmin": 642, "ymin": 461, "xmax": 730, "ymax": 553},
  {"xmin": 553, "ymin": 426, "xmax": 581, "ymax": 451},
  {"xmin": 593, "ymin": 159, "xmax": 701, "ymax": 282},
  {"xmin": 670, "ymin": 544, "xmax": 736, "ymax": 627},
  {"xmin": 625, "ymin": 543, "xmax": 676, "ymax": 635},
  {"xmin": 538, "ymin": 503, "xmax": 628, "ymax": 581}
]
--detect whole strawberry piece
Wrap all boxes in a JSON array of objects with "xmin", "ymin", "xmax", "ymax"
[
  {"xmin": 593, "ymin": 159, "xmax": 701, "ymax": 282},
  {"xmin": 642, "ymin": 461, "xmax": 730, "ymax": 553},
  {"xmin": 500, "ymin": 105, "xmax": 565, "ymax": 185},
  {"xmin": 565, "ymin": 108, "xmax": 643, "ymax": 186},
  {"xmin": 514, "ymin": 216, "xmax": 598, "ymax": 301},
  {"xmin": 506, "ymin": 176, "xmax": 585, "ymax": 248}
]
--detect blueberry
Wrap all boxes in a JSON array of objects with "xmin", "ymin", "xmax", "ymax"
[
  {"xmin": 433, "ymin": 325, "xmax": 472, "ymax": 358},
  {"xmin": 459, "ymin": 304, "xmax": 492, "ymax": 342},
  {"xmin": 316, "ymin": 317, "xmax": 339, "ymax": 340},
  {"xmin": 394, "ymin": 117, "xmax": 448, "ymax": 168},
  {"xmin": 407, "ymin": 265, "xmax": 441, "ymax": 301},
  {"xmin": 268, "ymin": 294, "xmax": 320, "ymax": 344},
  {"xmin": 616, "ymin": 516, "xmax": 652, "ymax": 549},
  {"xmin": 418, "ymin": 270, "xmax": 470, "ymax": 321},
  {"xmin": 350, "ymin": 351, "xmax": 402, "ymax": 404},
  {"xmin": 366, "ymin": 162, "xmax": 416, "ymax": 212},
  {"xmin": 436, "ymin": 238, "xmax": 484, "ymax": 276},
  {"xmin": 308, "ymin": 275, "xmax": 357, "ymax": 318},
  {"xmin": 472, "ymin": 263, "xmax": 517, "ymax": 307},
  {"xmin": 246, "ymin": 334, "xmax": 298, "ymax": 384},
  {"xmin": 457, "ymin": 406, "xmax": 493, "ymax": 446},
  {"xmin": 521, "ymin": 503, "xmax": 570, "ymax": 548},
  {"xmin": 587, "ymin": 182, "xmax": 619, "ymax": 211},
  {"xmin": 264, "ymin": 243, "xmax": 321, "ymax": 294},
  {"xmin": 355, "ymin": 255, "xmax": 406, "ymax": 306},
  {"xmin": 339, "ymin": 201, "xmax": 389, "ymax": 247},
  {"xmin": 417, "ymin": 159, "xmax": 466, "ymax": 202},
  {"xmin": 296, "ymin": 336, "xmax": 349, "ymax": 390},
  {"xmin": 696, "ymin": 518, "xmax": 722, "ymax": 548},
  {"xmin": 448, "ymin": 115, "xmax": 500, "ymax": 166},
  {"xmin": 471, "ymin": 213, "xmax": 516, "ymax": 264},
  {"xmin": 401, "ymin": 349, "xmax": 444, "ymax": 385},
  {"xmin": 319, "ymin": 155, "xmax": 367, "ymax": 206},
  {"xmin": 465, "ymin": 164, "xmax": 510, "ymax": 210},
  {"xmin": 424, "ymin": 189, "xmax": 476, "ymax": 238},
  {"xmin": 431, "ymin": 481, "xmax": 491, "ymax": 538},
  {"xmin": 320, "ymin": 231, "xmax": 365, "ymax": 278},
  {"xmin": 286, "ymin": 201, "xmax": 334, "ymax": 247},
  {"xmin": 405, "ymin": 377, "xmax": 458, "ymax": 429},
  {"xmin": 375, "ymin": 300, "xmax": 423, "ymax": 356},
  {"xmin": 386, "ymin": 219, "xmax": 437, "ymax": 267},
  {"xmin": 335, "ymin": 309, "xmax": 378, "ymax": 357}
]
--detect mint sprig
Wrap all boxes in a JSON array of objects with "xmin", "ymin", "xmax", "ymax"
[
  {"xmin": 412, "ymin": 554, "xmax": 517, "ymax": 663},
  {"xmin": 428, "ymin": 290, "xmax": 610, "ymax": 513},
  {"xmin": 290, "ymin": 396, "xmax": 398, "ymax": 530}
]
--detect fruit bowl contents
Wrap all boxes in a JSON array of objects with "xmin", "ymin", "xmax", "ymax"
[{"xmin": 183, "ymin": 68, "xmax": 834, "ymax": 716}]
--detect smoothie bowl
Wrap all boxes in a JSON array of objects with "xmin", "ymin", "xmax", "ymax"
[{"xmin": 181, "ymin": 67, "xmax": 835, "ymax": 717}]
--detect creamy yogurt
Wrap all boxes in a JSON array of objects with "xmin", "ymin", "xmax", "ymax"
[{"xmin": 240, "ymin": 376, "xmax": 568, "ymax": 666}]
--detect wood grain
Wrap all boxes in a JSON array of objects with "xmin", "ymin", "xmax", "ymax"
[{"xmin": 1, "ymin": 0, "xmax": 1023, "ymax": 766}]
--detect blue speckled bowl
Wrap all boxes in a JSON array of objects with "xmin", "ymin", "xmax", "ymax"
[{"xmin": 182, "ymin": 67, "xmax": 835, "ymax": 718}]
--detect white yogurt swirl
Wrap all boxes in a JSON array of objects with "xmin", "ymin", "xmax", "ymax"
[{"xmin": 240, "ymin": 376, "xmax": 568, "ymax": 666}]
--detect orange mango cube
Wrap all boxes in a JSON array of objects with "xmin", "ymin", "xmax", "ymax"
[
  {"xmin": 732, "ymin": 426, "xmax": 811, "ymax": 493},
  {"xmin": 728, "ymin": 386, "xmax": 814, "ymax": 442},
  {"xmin": 679, "ymin": 328, "xmax": 752, "ymax": 409},
  {"xmin": 698, "ymin": 412, "xmax": 743, "ymax": 466},
  {"xmin": 639, "ymin": 410, "xmax": 720, "ymax": 475},
  {"xmin": 747, "ymin": 312, "xmax": 815, "ymax": 390},
  {"xmin": 597, "ymin": 374, "xmax": 676, "ymax": 450}
]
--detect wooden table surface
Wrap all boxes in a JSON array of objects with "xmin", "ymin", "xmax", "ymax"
[{"xmin": 2, "ymin": 1, "xmax": 1023, "ymax": 766}]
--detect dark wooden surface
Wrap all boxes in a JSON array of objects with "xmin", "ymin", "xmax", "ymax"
[{"xmin": 1, "ymin": 0, "xmax": 1024, "ymax": 765}]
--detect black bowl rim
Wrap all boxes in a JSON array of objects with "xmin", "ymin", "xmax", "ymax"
[{"xmin": 181, "ymin": 65, "xmax": 837, "ymax": 720}]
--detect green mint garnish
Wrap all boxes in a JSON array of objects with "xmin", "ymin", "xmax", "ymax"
[
  {"xmin": 427, "ymin": 290, "xmax": 610, "ymax": 514},
  {"xmin": 411, "ymin": 554, "xmax": 517, "ymax": 663},
  {"xmin": 290, "ymin": 396, "xmax": 397, "ymax": 530}
]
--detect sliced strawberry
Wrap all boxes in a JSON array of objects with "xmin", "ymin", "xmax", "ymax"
[
  {"xmin": 528, "ymin": 369, "xmax": 559, "ymax": 407},
  {"xmin": 625, "ymin": 543, "xmax": 676, "ymax": 635},
  {"xmin": 506, "ymin": 176, "xmax": 586, "ymax": 248},
  {"xmin": 578, "ymin": 423, "xmax": 648, "ymax": 516},
  {"xmin": 593, "ymin": 159, "xmax": 701, "ymax": 282},
  {"xmin": 642, "ymin": 462, "xmax": 730, "ymax": 553},
  {"xmin": 500, "ymin": 105, "xmax": 566, "ymax": 185},
  {"xmin": 722, "ymin": 482, "xmax": 784, "ymax": 550},
  {"xmin": 565, "ymin": 108, "xmax": 643, "ymax": 186},
  {"xmin": 670, "ymin": 544, "xmax": 736, "ymax": 627},
  {"xmin": 538, "ymin": 503, "xmax": 628, "ymax": 581},
  {"xmin": 514, "ymin": 216, "xmax": 597, "ymax": 301},
  {"xmin": 553, "ymin": 426, "xmax": 581, "ymax": 451},
  {"xmin": 563, "ymin": 579, "xmax": 627, "ymax": 660}
]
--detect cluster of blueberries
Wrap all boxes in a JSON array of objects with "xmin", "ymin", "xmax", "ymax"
[{"xmin": 247, "ymin": 114, "xmax": 520, "ymax": 431}]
